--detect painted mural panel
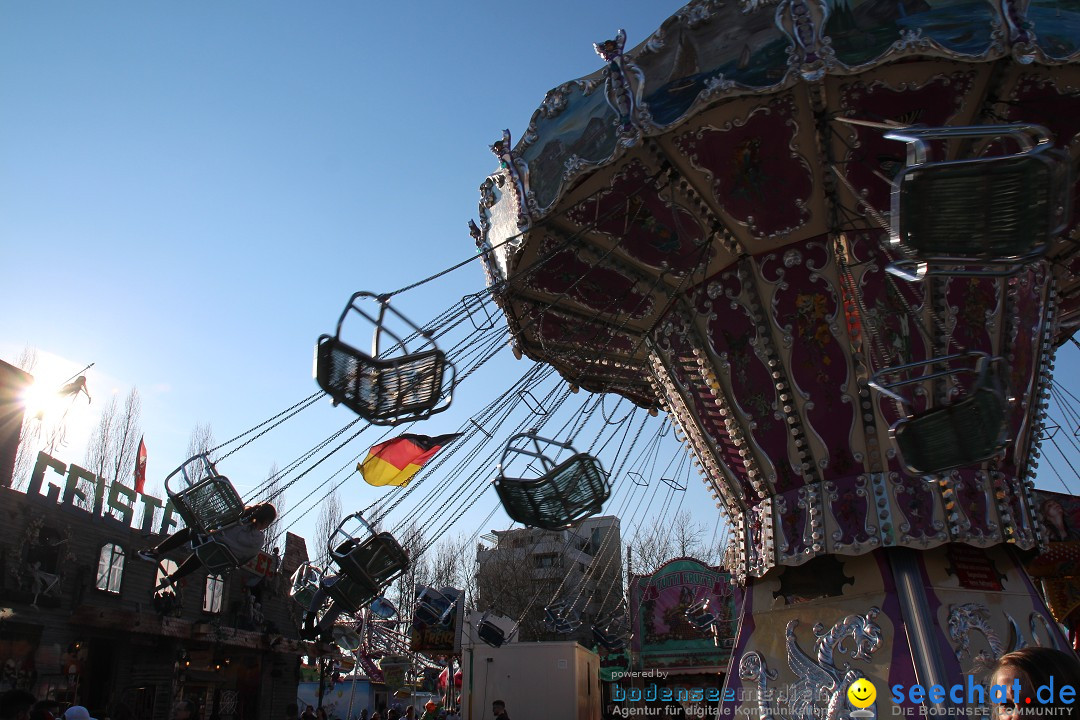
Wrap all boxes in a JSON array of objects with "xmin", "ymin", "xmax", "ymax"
[{"xmin": 630, "ymin": 557, "xmax": 735, "ymax": 670}]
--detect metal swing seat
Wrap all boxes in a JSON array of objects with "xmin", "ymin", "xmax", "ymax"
[
  {"xmin": 477, "ymin": 611, "xmax": 517, "ymax": 648},
  {"xmin": 415, "ymin": 585, "xmax": 460, "ymax": 627},
  {"xmin": 325, "ymin": 512, "xmax": 410, "ymax": 613},
  {"xmin": 544, "ymin": 602, "xmax": 581, "ymax": 634},
  {"xmin": 494, "ymin": 432, "xmax": 611, "ymax": 530},
  {"xmin": 370, "ymin": 596, "xmax": 398, "ymax": 620},
  {"xmin": 315, "ymin": 291, "xmax": 456, "ymax": 426},
  {"xmin": 883, "ymin": 124, "xmax": 1071, "ymax": 282},
  {"xmin": 164, "ymin": 454, "xmax": 247, "ymax": 574},
  {"xmin": 331, "ymin": 623, "xmax": 363, "ymax": 652},
  {"xmin": 870, "ymin": 352, "xmax": 1010, "ymax": 475},
  {"xmin": 289, "ymin": 562, "xmax": 325, "ymax": 609},
  {"xmin": 592, "ymin": 605, "xmax": 629, "ymax": 651},
  {"xmin": 685, "ymin": 597, "xmax": 717, "ymax": 631}
]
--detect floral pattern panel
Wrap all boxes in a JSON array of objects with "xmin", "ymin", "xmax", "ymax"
[
  {"xmin": 673, "ymin": 94, "xmax": 814, "ymax": 240},
  {"xmin": 700, "ymin": 267, "xmax": 794, "ymax": 496},
  {"xmin": 759, "ymin": 238, "xmax": 858, "ymax": 483}
]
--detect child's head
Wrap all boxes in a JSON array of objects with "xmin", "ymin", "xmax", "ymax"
[
  {"xmin": 248, "ymin": 503, "xmax": 277, "ymax": 529},
  {"xmin": 991, "ymin": 647, "xmax": 1080, "ymax": 718}
]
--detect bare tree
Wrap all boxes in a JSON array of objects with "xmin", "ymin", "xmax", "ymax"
[
  {"xmin": 83, "ymin": 395, "xmax": 119, "ymax": 510},
  {"xmin": 81, "ymin": 388, "xmax": 142, "ymax": 511},
  {"xmin": 390, "ymin": 521, "xmax": 429, "ymax": 628},
  {"xmin": 627, "ymin": 510, "xmax": 720, "ymax": 575},
  {"xmin": 429, "ymin": 533, "xmax": 469, "ymax": 592},
  {"xmin": 474, "ymin": 542, "xmax": 549, "ymax": 641},
  {"xmin": 108, "ymin": 388, "xmax": 141, "ymax": 490},
  {"xmin": 259, "ymin": 463, "xmax": 287, "ymax": 552},
  {"xmin": 314, "ymin": 488, "xmax": 342, "ymax": 567},
  {"xmin": 186, "ymin": 422, "xmax": 216, "ymax": 462},
  {"xmin": 11, "ymin": 347, "xmax": 41, "ymax": 491}
]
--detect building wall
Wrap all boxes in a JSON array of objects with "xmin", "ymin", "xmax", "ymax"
[
  {"xmin": 460, "ymin": 640, "xmax": 601, "ymax": 720},
  {"xmin": 0, "ymin": 461, "xmax": 308, "ymax": 720},
  {"xmin": 475, "ymin": 516, "xmax": 622, "ymax": 645},
  {"xmin": 0, "ymin": 360, "xmax": 30, "ymax": 489}
]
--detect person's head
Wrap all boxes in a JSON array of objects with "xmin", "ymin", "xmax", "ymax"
[
  {"xmin": 61, "ymin": 708, "xmax": 95, "ymax": 720},
  {"xmin": 991, "ymin": 647, "xmax": 1080, "ymax": 718},
  {"xmin": 492, "ymin": 701, "xmax": 506, "ymax": 717},
  {"xmin": 1042, "ymin": 500, "xmax": 1069, "ymax": 539},
  {"xmin": 169, "ymin": 701, "xmax": 198, "ymax": 720},
  {"xmin": 0, "ymin": 690, "xmax": 36, "ymax": 720},
  {"xmin": 248, "ymin": 503, "xmax": 277, "ymax": 530}
]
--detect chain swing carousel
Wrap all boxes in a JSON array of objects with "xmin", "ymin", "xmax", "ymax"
[{"xmin": 470, "ymin": 0, "xmax": 1080, "ymax": 715}]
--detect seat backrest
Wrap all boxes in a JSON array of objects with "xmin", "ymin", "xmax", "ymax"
[
  {"xmin": 893, "ymin": 385, "xmax": 1007, "ymax": 475},
  {"xmin": 335, "ymin": 533, "xmax": 409, "ymax": 589},
  {"xmin": 496, "ymin": 454, "xmax": 609, "ymax": 530},
  {"xmin": 192, "ymin": 536, "xmax": 241, "ymax": 574},
  {"xmin": 172, "ymin": 476, "xmax": 244, "ymax": 534},
  {"xmin": 478, "ymin": 620, "xmax": 507, "ymax": 648},
  {"xmin": 316, "ymin": 336, "xmax": 449, "ymax": 424},
  {"xmin": 895, "ymin": 153, "xmax": 1061, "ymax": 257},
  {"xmin": 325, "ymin": 574, "xmax": 378, "ymax": 613}
]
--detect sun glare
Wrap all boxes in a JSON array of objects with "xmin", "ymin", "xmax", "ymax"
[{"xmin": 20, "ymin": 380, "xmax": 65, "ymax": 420}]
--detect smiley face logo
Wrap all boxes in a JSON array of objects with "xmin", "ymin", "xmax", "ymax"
[{"xmin": 848, "ymin": 678, "xmax": 877, "ymax": 709}]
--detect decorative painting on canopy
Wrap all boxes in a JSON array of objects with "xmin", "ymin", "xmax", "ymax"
[
  {"xmin": 524, "ymin": 237, "xmax": 655, "ymax": 321},
  {"xmin": 834, "ymin": 70, "xmax": 978, "ymax": 219},
  {"xmin": 825, "ymin": 0, "xmax": 1001, "ymax": 68},
  {"xmin": 697, "ymin": 266, "xmax": 791, "ymax": 496},
  {"xmin": 673, "ymin": 94, "xmax": 814, "ymax": 241},
  {"xmin": 563, "ymin": 159, "xmax": 710, "ymax": 275},
  {"xmin": 1027, "ymin": 0, "xmax": 1080, "ymax": 61}
]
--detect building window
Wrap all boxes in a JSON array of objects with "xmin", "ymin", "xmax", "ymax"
[
  {"xmin": 534, "ymin": 553, "xmax": 561, "ymax": 569},
  {"xmin": 203, "ymin": 574, "xmax": 224, "ymax": 613},
  {"xmin": 95, "ymin": 544, "xmax": 125, "ymax": 593},
  {"xmin": 155, "ymin": 559, "xmax": 178, "ymax": 593}
]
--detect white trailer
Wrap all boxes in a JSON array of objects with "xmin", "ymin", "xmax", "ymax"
[{"xmin": 461, "ymin": 637, "xmax": 602, "ymax": 720}]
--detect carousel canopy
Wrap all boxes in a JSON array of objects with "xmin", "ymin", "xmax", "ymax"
[{"xmin": 473, "ymin": 0, "xmax": 1080, "ymax": 579}]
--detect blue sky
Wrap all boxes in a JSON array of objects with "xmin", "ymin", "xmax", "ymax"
[
  {"xmin": 2, "ymin": 0, "xmax": 1079, "ymax": 568},
  {"xmin": 0, "ymin": 1, "xmax": 712, "ymax": 558}
]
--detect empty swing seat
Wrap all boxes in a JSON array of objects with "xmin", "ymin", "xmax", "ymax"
[
  {"xmin": 592, "ymin": 625, "xmax": 626, "ymax": 652},
  {"xmin": 885, "ymin": 124, "xmax": 1070, "ymax": 280},
  {"xmin": 478, "ymin": 619, "xmax": 510, "ymax": 648},
  {"xmin": 316, "ymin": 337, "xmax": 448, "ymax": 422},
  {"xmin": 496, "ymin": 454, "xmax": 609, "ymax": 530},
  {"xmin": 415, "ymin": 586, "xmax": 459, "ymax": 627},
  {"xmin": 892, "ymin": 383, "xmax": 1007, "ymax": 475},
  {"xmin": 871, "ymin": 353, "xmax": 1009, "ymax": 475},
  {"xmin": 495, "ymin": 433, "xmax": 611, "ymax": 530},
  {"xmin": 289, "ymin": 562, "xmax": 325, "ymax": 609},
  {"xmin": 685, "ymin": 598, "xmax": 717, "ymax": 631},
  {"xmin": 314, "ymin": 292, "xmax": 455, "ymax": 426},
  {"xmin": 544, "ymin": 605, "xmax": 581, "ymax": 634},
  {"xmin": 370, "ymin": 596, "xmax": 398, "ymax": 619}
]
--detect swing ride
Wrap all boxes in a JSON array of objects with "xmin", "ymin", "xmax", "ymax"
[{"xmin": 469, "ymin": 0, "xmax": 1080, "ymax": 712}]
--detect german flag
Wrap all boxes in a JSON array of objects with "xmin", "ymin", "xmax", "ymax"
[{"xmin": 359, "ymin": 433, "xmax": 461, "ymax": 487}]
